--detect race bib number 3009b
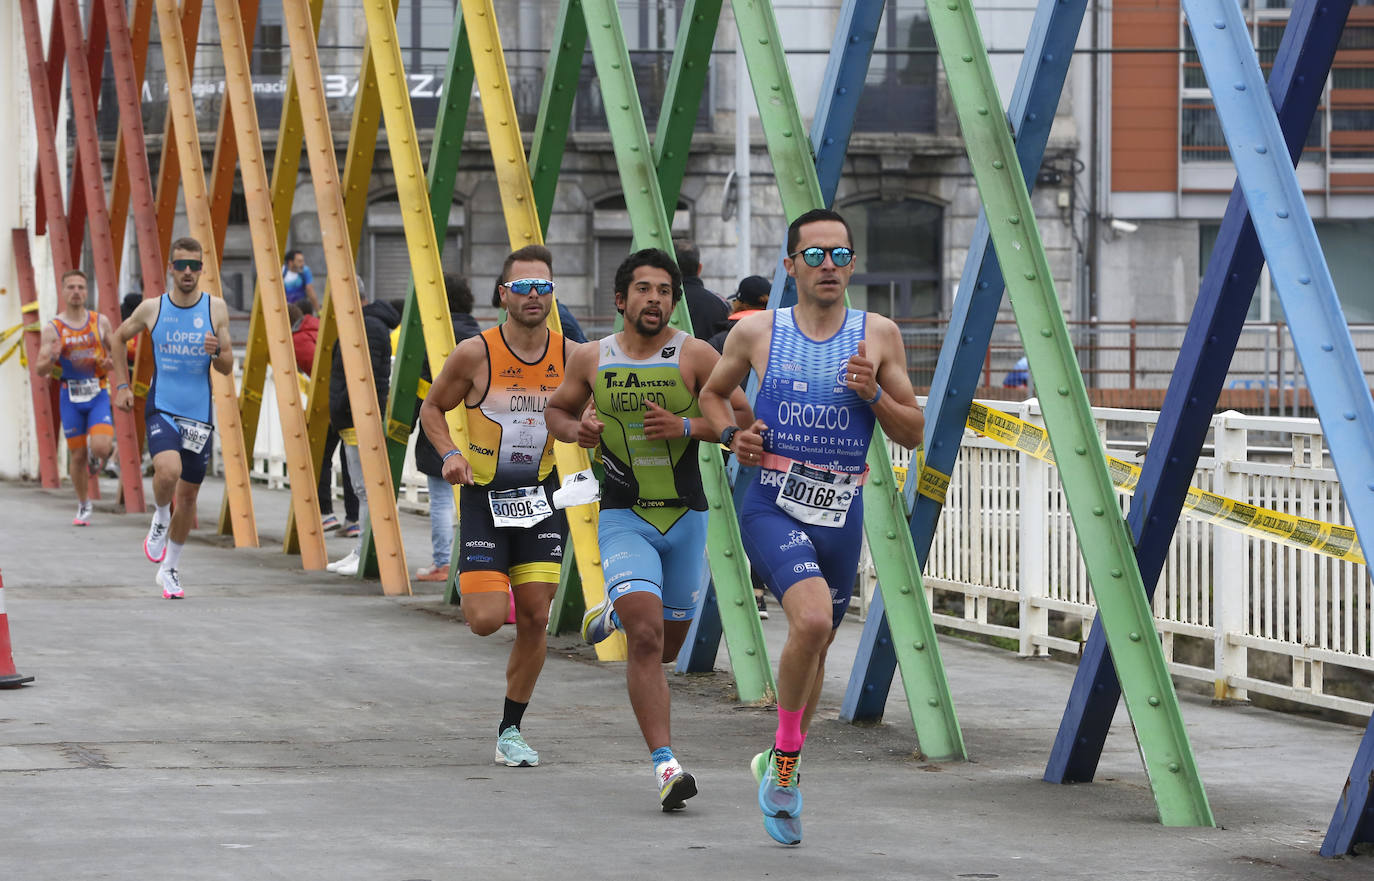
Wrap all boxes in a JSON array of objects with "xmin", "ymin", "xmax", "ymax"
[
  {"xmin": 66, "ymin": 377, "xmax": 101, "ymax": 403},
  {"xmin": 488, "ymin": 485, "xmax": 553, "ymax": 529},
  {"xmin": 774, "ymin": 461, "xmax": 861, "ymax": 527}
]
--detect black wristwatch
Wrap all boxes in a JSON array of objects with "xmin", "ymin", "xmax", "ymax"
[{"xmin": 719, "ymin": 426, "xmax": 739, "ymax": 449}]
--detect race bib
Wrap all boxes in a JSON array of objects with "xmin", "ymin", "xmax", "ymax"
[
  {"xmin": 67, "ymin": 377, "xmax": 101, "ymax": 403},
  {"xmin": 172, "ymin": 416, "xmax": 213, "ymax": 454},
  {"xmin": 488, "ymin": 485, "xmax": 553, "ymax": 529},
  {"xmin": 774, "ymin": 461, "xmax": 861, "ymax": 527}
]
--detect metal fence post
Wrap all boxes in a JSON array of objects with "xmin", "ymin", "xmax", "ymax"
[
  {"xmin": 1212, "ymin": 412, "xmax": 1249, "ymax": 701},
  {"xmin": 1019, "ymin": 412, "xmax": 1049, "ymax": 657}
]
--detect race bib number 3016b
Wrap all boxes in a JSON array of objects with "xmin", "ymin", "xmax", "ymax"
[
  {"xmin": 774, "ymin": 461, "xmax": 861, "ymax": 527},
  {"xmin": 172, "ymin": 416, "xmax": 213, "ymax": 454},
  {"xmin": 488, "ymin": 485, "xmax": 553, "ymax": 529}
]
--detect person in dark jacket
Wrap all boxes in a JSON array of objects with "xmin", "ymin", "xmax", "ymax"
[
  {"xmin": 326, "ymin": 280, "xmax": 402, "ymax": 575},
  {"xmin": 674, "ymin": 239, "xmax": 730, "ymax": 339},
  {"xmin": 413, "ymin": 273, "xmax": 482, "ymax": 581}
]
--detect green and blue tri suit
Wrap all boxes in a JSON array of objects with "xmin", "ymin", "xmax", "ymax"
[{"xmin": 593, "ymin": 330, "xmax": 707, "ymax": 619}]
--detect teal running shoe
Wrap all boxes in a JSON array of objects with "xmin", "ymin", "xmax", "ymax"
[
  {"xmin": 495, "ymin": 725, "xmax": 539, "ymax": 767},
  {"xmin": 581, "ymin": 599, "xmax": 620, "ymax": 645},
  {"xmin": 757, "ymin": 747, "xmax": 802, "ymax": 846}
]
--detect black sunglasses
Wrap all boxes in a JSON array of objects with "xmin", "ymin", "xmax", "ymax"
[
  {"xmin": 171, "ymin": 259, "xmax": 203, "ymax": 272},
  {"xmin": 789, "ymin": 246, "xmax": 854, "ymax": 268}
]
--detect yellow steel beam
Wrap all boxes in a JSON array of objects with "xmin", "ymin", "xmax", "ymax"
[
  {"xmin": 152, "ymin": 0, "xmax": 258, "ymax": 547},
  {"xmin": 459, "ymin": 0, "xmax": 621, "ymax": 660},
  {"xmin": 284, "ymin": 0, "xmax": 394, "ymax": 554},
  {"xmin": 212, "ymin": 0, "xmax": 328, "ymax": 570},
  {"xmin": 276, "ymin": 0, "xmax": 410, "ymax": 594},
  {"xmin": 217, "ymin": 0, "xmax": 325, "ymax": 541}
]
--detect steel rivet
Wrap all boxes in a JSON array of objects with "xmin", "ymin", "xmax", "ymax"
[
  {"xmin": 1058, "ymin": 387, "xmax": 1068, "ymax": 396},
  {"xmin": 992, "ymin": 160, "xmax": 1004, "ymax": 169},
  {"xmin": 1128, "ymin": 632, "xmax": 1141, "ymax": 642},
  {"xmin": 1168, "ymin": 762, "xmax": 1181, "ymax": 773},
  {"xmin": 914, "ymin": 641, "xmax": 925, "ymax": 651},
  {"xmin": 1148, "ymin": 696, "xmax": 1161, "ymax": 707},
  {"xmin": 1041, "ymin": 328, "xmax": 1052, "ymax": 338},
  {"xmin": 1277, "ymin": 209, "xmax": 1289, "ymax": 218},
  {"xmin": 1024, "ymin": 272, "xmax": 1036, "ymax": 281},
  {"xmin": 1111, "ymin": 568, "xmax": 1123, "ymax": 578},
  {"xmin": 1093, "ymin": 507, "xmax": 1104, "ymax": 516},
  {"xmin": 927, "ymin": 698, "xmax": 940, "ymax": 707},
  {"xmin": 1256, "ymin": 145, "xmax": 1268, "ymax": 154},
  {"xmin": 1321, "ymin": 343, "xmax": 1333, "ymax": 351},
  {"xmin": 1344, "ymin": 412, "xmax": 1357, "ymax": 421}
]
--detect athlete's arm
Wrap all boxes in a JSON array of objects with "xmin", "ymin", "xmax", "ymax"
[
  {"xmin": 96, "ymin": 314, "xmax": 117, "ymax": 376},
  {"xmin": 699, "ymin": 313, "xmax": 767, "ymax": 459},
  {"xmin": 111, "ymin": 299, "xmax": 158, "ymax": 410},
  {"xmin": 419, "ymin": 335, "xmax": 485, "ymax": 485},
  {"xmin": 34, "ymin": 323, "xmax": 60, "ymax": 378},
  {"xmin": 207, "ymin": 296, "xmax": 234, "ymax": 375},
  {"xmin": 845, "ymin": 316, "xmax": 924, "ymax": 449},
  {"xmin": 304, "ymin": 280, "xmax": 319, "ymax": 313},
  {"xmin": 545, "ymin": 340, "xmax": 601, "ymax": 448}
]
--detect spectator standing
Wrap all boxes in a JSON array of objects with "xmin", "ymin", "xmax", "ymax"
[
  {"xmin": 283, "ymin": 249, "xmax": 320, "ymax": 313},
  {"xmin": 412, "ymin": 273, "xmax": 482, "ymax": 582},
  {"xmin": 325, "ymin": 280, "xmax": 401, "ymax": 575},
  {"xmin": 289, "ymin": 300, "xmax": 320, "ymax": 376},
  {"xmin": 673, "ymin": 239, "xmax": 730, "ymax": 339}
]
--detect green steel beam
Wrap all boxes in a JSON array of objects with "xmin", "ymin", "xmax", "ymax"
[
  {"xmin": 578, "ymin": 0, "xmax": 774, "ymax": 703},
  {"xmin": 529, "ymin": 0, "xmax": 586, "ymax": 234},
  {"xmin": 730, "ymin": 0, "xmax": 965, "ymax": 760},
  {"xmin": 652, "ymin": 0, "xmax": 723, "ymax": 211},
  {"xmin": 923, "ymin": 0, "xmax": 1211, "ymax": 824},
  {"xmin": 357, "ymin": 7, "xmax": 475, "ymax": 580}
]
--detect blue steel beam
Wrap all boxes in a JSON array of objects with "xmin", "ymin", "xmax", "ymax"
[
  {"xmin": 1182, "ymin": 0, "xmax": 1374, "ymax": 853},
  {"xmin": 677, "ymin": 0, "xmax": 884, "ymax": 672},
  {"xmin": 1046, "ymin": 0, "xmax": 1349, "ymax": 784},
  {"xmin": 841, "ymin": 0, "xmax": 1088, "ymax": 722}
]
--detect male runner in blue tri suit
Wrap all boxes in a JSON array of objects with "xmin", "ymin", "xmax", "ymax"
[
  {"xmin": 699, "ymin": 208, "xmax": 924, "ymax": 845},
  {"xmin": 113, "ymin": 238, "xmax": 234, "ymax": 600}
]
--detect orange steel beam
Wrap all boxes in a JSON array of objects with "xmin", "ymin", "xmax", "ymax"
[
  {"xmin": 11, "ymin": 231, "xmax": 61, "ymax": 488},
  {"xmin": 56, "ymin": 0, "xmax": 147, "ymax": 511},
  {"xmin": 275, "ymin": 0, "xmax": 410, "ymax": 593},
  {"xmin": 135, "ymin": 0, "xmax": 205, "ymax": 411},
  {"xmin": 108, "ymin": 0, "xmax": 156, "ymax": 269},
  {"xmin": 220, "ymin": 0, "xmax": 326, "ymax": 543},
  {"xmin": 206, "ymin": 0, "xmax": 264, "ymax": 261},
  {"xmin": 62, "ymin": 0, "xmax": 107, "ymax": 271},
  {"xmin": 211, "ymin": 0, "xmax": 328, "ymax": 570},
  {"xmin": 153, "ymin": 0, "xmax": 259, "ymax": 547},
  {"xmin": 34, "ymin": 0, "xmax": 64, "ymax": 238}
]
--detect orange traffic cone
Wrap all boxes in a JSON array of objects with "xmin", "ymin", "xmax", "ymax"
[{"xmin": 0, "ymin": 570, "xmax": 34, "ymax": 688}]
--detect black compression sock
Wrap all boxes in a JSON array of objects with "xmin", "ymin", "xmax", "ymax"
[{"xmin": 499, "ymin": 697, "xmax": 528, "ymax": 736}]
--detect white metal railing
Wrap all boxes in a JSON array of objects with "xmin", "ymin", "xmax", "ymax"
[{"xmin": 860, "ymin": 398, "xmax": 1373, "ymax": 718}]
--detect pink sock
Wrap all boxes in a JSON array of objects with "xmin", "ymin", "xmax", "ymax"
[{"xmin": 775, "ymin": 705, "xmax": 805, "ymax": 752}]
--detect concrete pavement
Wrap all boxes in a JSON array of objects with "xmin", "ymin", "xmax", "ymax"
[{"xmin": 0, "ymin": 477, "xmax": 1368, "ymax": 880}]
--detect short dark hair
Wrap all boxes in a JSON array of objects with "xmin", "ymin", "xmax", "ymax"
[
  {"xmin": 786, "ymin": 208, "xmax": 852, "ymax": 255},
  {"xmin": 169, "ymin": 236, "xmax": 203, "ymax": 257},
  {"xmin": 613, "ymin": 248, "xmax": 682, "ymax": 315},
  {"xmin": 445, "ymin": 272, "xmax": 474, "ymax": 315},
  {"xmin": 61, "ymin": 269, "xmax": 87, "ymax": 283},
  {"xmin": 491, "ymin": 244, "xmax": 555, "ymax": 308},
  {"xmin": 672, "ymin": 239, "xmax": 700, "ymax": 276},
  {"xmin": 284, "ymin": 249, "xmax": 303, "ymax": 263},
  {"xmin": 297, "ymin": 296, "xmax": 315, "ymax": 316}
]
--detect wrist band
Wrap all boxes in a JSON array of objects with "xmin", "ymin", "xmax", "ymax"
[
  {"xmin": 682, "ymin": 417, "xmax": 692, "ymax": 438},
  {"xmin": 116, "ymin": 383, "xmax": 130, "ymax": 390},
  {"xmin": 442, "ymin": 449, "xmax": 462, "ymax": 463},
  {"xmin": 862, "ymin": 386, "xmax": 882, "ymax": 405}
]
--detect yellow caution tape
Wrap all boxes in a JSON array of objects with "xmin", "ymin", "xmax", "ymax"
[
  {"xmin": 0, "ymin": 337, "xmax": 22, "ymax": 366},
  {"xmin": 891, "ymin": 447, "xmax": 950, "ymax": 505},
  {"xmin": 21, "ymin": 302, "xmax": 39, "ymax": 314},
  {"xmin": 338, "ymin": 427, "xmax": 358, "ymax": 446},
  {"xmin": 0, "ymin": 323, "xmax": 24, "ymax": 344},
  {"xmin": 386, "ymin": 417, "xmax": 412, "ymax": 446},
  {"xmin": 416, "ymin": 377, "xmax": 431, "ymax": 400},
  {"xmin": 243, "ymin": 386, "xmax": 264, "ymax": 404},
  {"xmin": 965, "ymin": 401, "xmax": 1366, "ymax": 566},
  {"xmin": 132, "ymin": 382, "xmax": 150, "ymax": 398}
]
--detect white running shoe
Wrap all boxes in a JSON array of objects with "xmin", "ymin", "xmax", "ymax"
[
  {"xmin": 328, "ymin": 550, "xmax": 360, "ymax": 576},
  {"xmin": 157, "ymin": 568, "xmax": 184, "ymax": 600},
  {"xmin": 655, "ymin": 758, "xmax": 698, "ymax": 812},
  {"xmin": 144, "ymin": 517, "xmax": 169, "ymax": 562},
  {"xmin": 73, "ymin": 501, "xmax": 93, "ymax": 527}
]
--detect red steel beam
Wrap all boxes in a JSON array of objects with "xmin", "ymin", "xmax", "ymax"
[
  {"xmin": 11, "ymin": 231, "xmax": 61, "ymax": 489},
  {"xmin": 34, "ymin": 0, "xmax": 64, "ymax": 237},
  {"xmin": 63, "ymin": 0, "xmax": 109, "ymax": 271},
  {"xmin": 56, "ymin": 0, "xmax": 147, "ymax": 512}
]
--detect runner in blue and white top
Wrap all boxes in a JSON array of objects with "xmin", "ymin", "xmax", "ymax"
[
  {"xmin": 282, "ymin": 249, "xmax": 319, "ymax": 312},
  {"xmin": 700, "ymin": 208, "xmax": 925, "ymax": 847},
  {"xmin": 114, "ymin": 237, "xmax": 235, "ymax": 601}
]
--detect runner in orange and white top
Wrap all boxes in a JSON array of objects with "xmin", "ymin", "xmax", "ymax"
[
  {"xmin": 35, "ymin": 269, "xmax": 118, "ymax": 527},
  {"xmin": 419, "ymin": 244, "xmax": 577, "ymax": 769}
]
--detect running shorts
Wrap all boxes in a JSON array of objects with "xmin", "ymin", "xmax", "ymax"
[
  {"xmin": 59, "ymin": 385, "xmax": 114, "ymax": 448},
  {"xmin": 145, "ymin": 409, "xmax": 212, "ymax": 485},
  {"xmin": 598, "ymin": 507, "xmax": 707, "ymax": 621},
  {"xmin": 457, "ymin": 473, "xmax": 568, "ymax": 594}
]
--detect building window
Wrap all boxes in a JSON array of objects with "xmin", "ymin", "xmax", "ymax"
[
  {"xmin": 361, "ymin": 197, "xmax": 465, "ymax": 304},
  {"xmin": 844, "ymin": 197, "xmax": 943, "ymax": 320},
  {"xmin": 854, "ymin": 0, "xmax": 938, "ymax": 133},
  {"xmin": 590, "ymin": 194, "xmax": 691, "ymax": 309}
]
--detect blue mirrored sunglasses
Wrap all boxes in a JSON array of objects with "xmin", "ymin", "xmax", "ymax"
[
  {"xmin": 504, "ymin": 278, "xmax": 555, "ymax": 296},
  {"xmin": 790, "ymin": 246, "xmax": 854, "ymax": 268}
]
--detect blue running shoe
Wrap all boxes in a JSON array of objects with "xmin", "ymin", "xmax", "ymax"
[
  {"xmin": 581, "ymin": 599, "xmax": 619, "ymax": 645},
  {"xmin": 757, "ymin": 748, "xmax": 802, "ymax": 846},
  {"xmin": 655, "ymin": 758, "xmax": 698, "ymax": 811},
  {"xmin": 495, "ymin": 725, "xmax": 539, "ymax": 767}
]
